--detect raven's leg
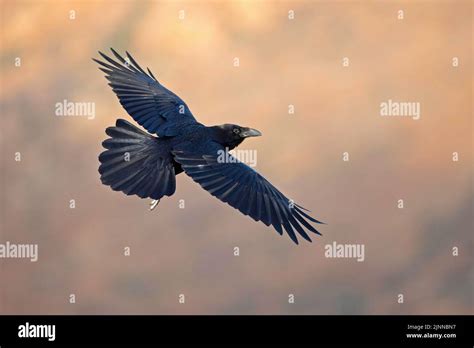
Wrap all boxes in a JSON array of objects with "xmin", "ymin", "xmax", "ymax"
[{"xmin": 150, "ymin": 199, "xmax": 160, "ymax": 211}]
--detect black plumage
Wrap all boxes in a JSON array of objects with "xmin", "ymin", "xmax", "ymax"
[{"xmin": 95, "ymin": 49, "xmax": 324, "ymax": 244}]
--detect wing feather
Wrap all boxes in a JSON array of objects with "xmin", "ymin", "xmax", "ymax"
[
  {"xmin": 94, "ymin": 49, "xmax": 197, "ymax": 137},
  {"xmin": 172, "ymin": 145, "xmax": 324, "ymax": 244}
]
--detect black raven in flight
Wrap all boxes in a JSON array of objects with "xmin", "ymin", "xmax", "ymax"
[{"xmin": 94, "ymin": 49, "xmax": 324, "ymax": 244}]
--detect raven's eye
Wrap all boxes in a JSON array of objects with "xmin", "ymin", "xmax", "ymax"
[{"xmin": 233, "ymin": 128, "xmax": 240, "ymax": 134}]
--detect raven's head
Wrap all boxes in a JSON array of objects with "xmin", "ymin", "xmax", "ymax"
[{"xmin": 209, "ymin": 124, "xmax": 262, "ymax": 150}]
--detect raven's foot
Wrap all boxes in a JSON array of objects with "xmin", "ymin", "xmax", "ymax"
[{"xmin": 149, "ymin": 199, "xmax": 160, "ymax": 211}]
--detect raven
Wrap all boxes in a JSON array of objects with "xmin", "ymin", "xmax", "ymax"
[{"xmin": 94, "ymin": 49, "xmax": 324, "ymax": 244}]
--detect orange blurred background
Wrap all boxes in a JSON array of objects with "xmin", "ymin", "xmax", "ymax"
[{"xmin": 0, "ymin": 0, "xmax": 472, "ymax": 314}]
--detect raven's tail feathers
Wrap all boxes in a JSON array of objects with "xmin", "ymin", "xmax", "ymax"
[{"xmin": 98, "ymin": 119, "xmax": 176, "ymax": 200}]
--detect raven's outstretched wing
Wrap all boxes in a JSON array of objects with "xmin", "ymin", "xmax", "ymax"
[
  {"xmin": 173, "ymin": 145, "xmax": 323, "ymax": 244},
  {"xmin": 93, "ymin": 48, "xmax": 197, "ymax": 137}
]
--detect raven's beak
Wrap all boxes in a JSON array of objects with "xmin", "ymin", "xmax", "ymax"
[{"xmin": 240, "ymin": 128, "xmax": 262, "ymax": 138}]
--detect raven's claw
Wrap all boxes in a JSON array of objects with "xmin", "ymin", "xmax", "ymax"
[{"xmin": 149, "ymin": 199, "xmax": 160, "ymax": 211}]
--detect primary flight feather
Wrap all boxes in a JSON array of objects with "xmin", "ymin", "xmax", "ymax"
[{"xmin": 94, "ymin": 48, "xmax": 324, "ymax": 244}]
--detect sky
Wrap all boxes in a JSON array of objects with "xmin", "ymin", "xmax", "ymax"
[{"xmin": 0, "ymin": 0, "xmax": 472, "ymax": 314}]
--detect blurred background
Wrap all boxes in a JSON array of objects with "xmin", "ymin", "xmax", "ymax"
[{"xmin": 0, "ymin": 0, "xmax": 472, "ymax": 314}]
